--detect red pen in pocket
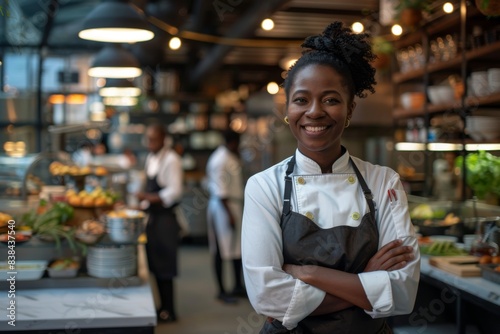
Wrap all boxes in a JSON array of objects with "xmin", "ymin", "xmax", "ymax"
[{"xmin": 387, "ymin": 189, "xmax": 397, "ymax": 202}]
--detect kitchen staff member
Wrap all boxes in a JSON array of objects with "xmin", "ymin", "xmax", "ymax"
[
  {"xmin": 137, "ymin": 123, "xmax": 183, "ymax": 323},
  {"xmin": 206, "ymin": 130, "xmax": 245, "ymax": 303},
  {"xmin": 242, "ymin": 22, "xmax": 420, "ymax": 333}
]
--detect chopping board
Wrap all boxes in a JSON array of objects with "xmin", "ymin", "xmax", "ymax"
[{"xmin": 429, "ymin": 256, "xmax": 481, "ymax": 277}]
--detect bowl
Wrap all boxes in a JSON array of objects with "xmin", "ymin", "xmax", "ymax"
[
  {"xmin": 427, "ymin": 85, "xmax": 456, "ymax": 105},
  {"xmin": 400, "ymin": 92, "xmax": 425, "ymax": 110},
  {"xmin": 0, "ymin": 260, "xmax": 47, "ymax": 281},
  {"xmin": 466, "ymin": 116, "xmax": 500, "ymax": 141},
  {"xmin": 47, "ymin": 259, "xmax": 80, "ymax": 278}
]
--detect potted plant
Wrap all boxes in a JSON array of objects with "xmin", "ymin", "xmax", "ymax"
[
  {"xmin": 455, "ymin": 151, "xmax": 500, "ymax": 205},
  {"xmin": 476, "ymin": 0, "xmax": 500, "ymax": 17},
  {"xmin": 394, "ymin": 0, "xmax": 432, "ymax": 28},
  {"xmin": 371, "ymin": 36, "xmax": 394, "ymax": 71}
]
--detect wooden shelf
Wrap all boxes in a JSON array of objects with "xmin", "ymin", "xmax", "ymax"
[
  {"xmin": 465, "ymin": 91, "xmax": 500, "ymax": 107},
  {"xmin": 393, "ymin": 91, "xmax": 500, "ymax": 119},
  {"xmin": 393, "ymin": 41, "xmax": 500, "ymax": 84}
]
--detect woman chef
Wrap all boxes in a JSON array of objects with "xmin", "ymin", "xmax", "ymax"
[{"xmin": 241, "ymin": 22, "xmax": 420, "ymax": 333}]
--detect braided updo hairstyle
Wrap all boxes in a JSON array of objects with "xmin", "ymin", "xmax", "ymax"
[{"xmin": 283, "ymin": 21, "xmax": 377, "ymax": 101}]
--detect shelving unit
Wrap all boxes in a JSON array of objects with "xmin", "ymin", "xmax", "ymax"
[{"xmin": 391, "ymin": 0, "xmax": 500, "ymax": 199}]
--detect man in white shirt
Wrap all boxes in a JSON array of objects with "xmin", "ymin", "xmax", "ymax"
[
  {"xmin": 137, "ymin": 123, "xmax": 183, "ymax": 322},
  {"xmin": 206, "ymin": 130, "xmax": 246, "ymax": 303}
]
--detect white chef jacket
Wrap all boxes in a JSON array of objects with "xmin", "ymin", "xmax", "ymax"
[
  {"xmin": 242, "ymin": 148, "xmax": 420, "ymax": 330},
  {"xmin": 206, "ymin": 145, "xmax": 243, "ymax": 259},
  {"xmin": 143, "ymin": 146, "xmax": 183, "ymax": 208}
]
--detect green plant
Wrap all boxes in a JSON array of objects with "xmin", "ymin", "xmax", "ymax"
[
  {"xmin": 22, "ymin": 202, "xmax": 86, "ymax": 255},
  {"xmin": 455, "ymin": 151, "xmax": 500, "ymax": 200},
  {"xmin": 372, "ymin": 36, "xmax": 394, "ymax": 55},
  {"xmin": 394, "ymin": 0, "xmax": 432, "ymax": 12}
]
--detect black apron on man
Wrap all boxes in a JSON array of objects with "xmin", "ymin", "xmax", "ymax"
[
  {"xmin": 260, "ymin": 155, "xmax": 391, "ymax": 334},
  {"xmin": 145, "ymin": 174, "xmax": 180, "ymax": 316}
]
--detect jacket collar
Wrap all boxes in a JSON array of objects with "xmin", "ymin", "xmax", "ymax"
[{"xmin": 295, "ymin": 146, "xmax": 350, "ymax": 174}]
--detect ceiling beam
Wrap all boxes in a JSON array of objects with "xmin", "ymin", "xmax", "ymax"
[{"xmin": 187, "ymin": 0, "xmax": 291, "ymax": 88}]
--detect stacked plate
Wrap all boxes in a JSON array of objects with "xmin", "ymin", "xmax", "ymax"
[
  {"xmin": 488, "ymin": 68, "xmax": 500, "ymax": 93},
  {"xmin": 86, "ymin": 244, "xmax": 137, "ymax": 278},
  {"xmin": 467, "ymin": 116, "xmax": 500, "ymax": 141}
]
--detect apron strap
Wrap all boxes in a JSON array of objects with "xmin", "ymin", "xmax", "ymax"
[
  {"xmin": 282, "ymin": 155, "xmax": 296, "ymax": 216},
  {"xmin": 349, "ymin": 157, "xmax": 376, "ymax": 219}
]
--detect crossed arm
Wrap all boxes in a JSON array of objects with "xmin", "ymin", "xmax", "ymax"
[{"xmin": 282, "ymin": 239, "xmax": 415, "ymax": 315}]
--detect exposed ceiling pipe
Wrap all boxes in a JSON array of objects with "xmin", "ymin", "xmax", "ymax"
[{"xmin": 188, "ymin": 0, "xmax": 290, "ymax": 87}]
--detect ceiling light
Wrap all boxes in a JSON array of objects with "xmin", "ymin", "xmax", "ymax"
[
  {"xmin": 267, "ymin": 82, "xmax": 280, "ymax": 95},
  {"xmin": 261, "ymin": 18, "xmax": 275, "ymax": 31},
  {"xmin": 78, "ymin": 0, "xmax": 154, "ymax": 43},
  {"xmin": 443, "ymin": 2, "xmax": 454, "ymax": 14},
  {"xmin": 351, "ymin": 22, "xmax": 364, "ymax": 34},
  {"xmin": 394, "ymin": 142, "xmax": 425, "ymax": 151},
  {"xmin": 427, "ymin": 143, "xmax": 462, "ymax": 151},
  {"xmin": 169, "ymin": 37, "xmax": 182, "ymax": 50},
  {"xmin": 88, "ymin": 44, "xmax": 142, "ymax": 78},
  {"xmin": 99, "ymin": 79, "xmax": 142, "ymax": 97},
  {"xmin": 391, "ymin": 24, "xmax": 403, "ymax": 36},
  {"xmin": 279, "ymin": 56, "xmax": 298, "ymax": 70},
  {"xmin": 103, "ymin": 96, "xmax": 139, "ymax": 106}
]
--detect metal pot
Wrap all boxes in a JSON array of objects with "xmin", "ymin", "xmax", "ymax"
[{"xmin": 105, "ymin": 210, "xmax": 146, "ymax": 243}]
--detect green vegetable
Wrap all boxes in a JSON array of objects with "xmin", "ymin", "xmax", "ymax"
[
  {"xmin": 455, "ymin": 151, "xmax": 500, "ymax": 200},
  {"xmin": 21, "ymin": 203, "xmax": 85, "ymax": 255},
  {"xmin": 420, "ymin": 241, "xmax": 468, "ymax": 256}
]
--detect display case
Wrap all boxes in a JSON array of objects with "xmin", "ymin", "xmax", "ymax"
[
  {"xmin": 0, "ymin": 152, "xmax": 73, "ymax": 200},
  {"xmin": 0, "ymin": 154, "xmax": 37, "ymax": 198}
]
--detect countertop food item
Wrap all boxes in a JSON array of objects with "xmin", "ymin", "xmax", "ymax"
[
  {"xmin": 0, "ymin": 260, "xmax": 47, "ymax": 280},
  {"xmin": 48, "ymin": 258, "xmax": 80, "ymax": 278}
]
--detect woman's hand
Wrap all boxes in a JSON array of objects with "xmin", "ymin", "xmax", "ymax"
[{"xmin": 364, "ymin": 239, "xmax": 414, "ymax": 272}]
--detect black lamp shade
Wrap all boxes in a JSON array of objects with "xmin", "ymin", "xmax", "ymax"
[
  {"xmin": 89, "ymin": 44, "xmax": 142, "ymax": 78},
  {"xmin": 79, "ymin": 0, "xmax": 154, "ymax": 43}
]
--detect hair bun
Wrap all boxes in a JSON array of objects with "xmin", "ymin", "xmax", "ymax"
[
  {"xmin": 302, "ymin": 22, "xmax": 372, "ymax": 65},
  {"xmin": 299, "ymin": 21, "xmax": 376, "ymax": 98}
]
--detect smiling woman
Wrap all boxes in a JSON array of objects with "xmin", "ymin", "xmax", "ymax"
[{"xmin": 242, "ymin": 21, "xmax": 420, "ymax": 334}]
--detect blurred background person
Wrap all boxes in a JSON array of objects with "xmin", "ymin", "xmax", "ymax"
[
  {"xmin": 136, "ymin": 123, "xmax": 183, "ymax": 322},
  {"xmin": 206, "ymin": 129, "xmax": 246, "ymax": 304}
]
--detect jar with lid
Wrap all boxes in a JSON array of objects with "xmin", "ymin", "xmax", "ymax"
[{"xmin": 469, "ymin": 217, "xmax": 499, "ymax": 257}]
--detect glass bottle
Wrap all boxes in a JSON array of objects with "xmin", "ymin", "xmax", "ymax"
[{"xmin": 469, "ymin": 218, "xmax": 499, "ymax": 256}]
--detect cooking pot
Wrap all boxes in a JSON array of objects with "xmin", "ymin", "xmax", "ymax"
[{"xmin": 105, "ymin": 210, "xmax": 146, "ymax": 243}]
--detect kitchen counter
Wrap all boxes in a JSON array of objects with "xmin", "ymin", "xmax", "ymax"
[
  {"xmin": 420, "ymin": 256, "xmax": 500, "ymax": 308},
  {"xmin": 0, "ymin": 244, "xmax": 156, "ymax": 333},
  {"xmin": 418, "ymin": 256, "xmax": 500, "ymax": 334}
]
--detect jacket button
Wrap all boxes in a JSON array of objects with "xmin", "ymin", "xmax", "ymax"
[
  {"xmin": 351, "ymin": 212, "xmax": 361, "ymax": 220},
  {"xmin": 305, "ymin": 212, "xmax": 314, "ymax": 220},
  {"xmin": 347, "ymin": 176, "xmax": 356, "ymax": 184},
  {"xmin": 297, "ymin": 177, "xmax": 306, "ymax": 185}
]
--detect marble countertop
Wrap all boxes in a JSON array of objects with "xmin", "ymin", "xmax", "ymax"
[
  {"xmin": 0, "ymin": 245, "xmax": 156, "ymax": 331},
  {"xmin": 420, "ymin": 256, "xmax": 500, "ymax": 307}
]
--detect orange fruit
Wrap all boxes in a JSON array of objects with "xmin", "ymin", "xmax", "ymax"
[{"xmin": 479, "ymin": 255, "xmax": 492, "ymax": 264}]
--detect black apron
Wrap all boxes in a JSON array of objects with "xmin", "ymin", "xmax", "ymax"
[
  {"xmin": 261, "ymin": 155, "xmax": 390, "ymax": 334},
  {"xmin": 145, "ymin": 174, "xmax": 180, "ymax": 280}
]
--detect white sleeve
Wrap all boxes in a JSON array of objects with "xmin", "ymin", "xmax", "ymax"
[
  {"xmin": 242, "ymin": 175, "xmax": 325, "ymax": 330},
  {"xmin": 358, "ymin": 173, "xmax": 420, "ymax": 317},
  {"xmin": 157, "ymin": 152, "xmax": 184, "ymax": 207}
]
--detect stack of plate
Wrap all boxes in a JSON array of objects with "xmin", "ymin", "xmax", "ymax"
[
  {"xmin": 86, "ymin": 244, "xmax": 137, "ymax": 278},
  {"xmin": 467, "ymin": 116, "xmax": 500, "ymax": 141},
  {"xmin": 488, "ymin": 68, "xmax": 500, "ymax": 93}
]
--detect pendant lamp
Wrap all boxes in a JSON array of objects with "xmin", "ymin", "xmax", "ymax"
[
  {"xmin": 88, "ymin": 44, "xmax": 143, "ymax": 78},
  {"xmin": 78, "ymin": 0, "xmax": 154, "ymax": 43},
  {"xmin": 103, "ymin": 96, "xmax": 139, "ymax": 106},
  {"xmin": 99, "ymin": 79, "xmax": 142, "ymax": 97}
]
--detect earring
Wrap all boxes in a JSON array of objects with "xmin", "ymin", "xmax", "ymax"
[
  {"xmin": 284, "ymin": 116, "xmax": 289, "ymax": 124},
  {"xmin": 345, "ymin": 118, "xmax": 351, "ymax": 128}
]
